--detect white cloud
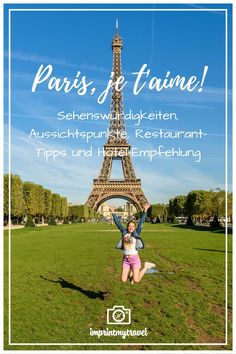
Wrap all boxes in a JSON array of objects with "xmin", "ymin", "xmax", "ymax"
[
  {"xmin": 79, "ymin": 63, "xmax": 110, "ymax": 74},
  {"xmin": 7, "ymin": 51, "xmax": 76, "ymax": 68}
]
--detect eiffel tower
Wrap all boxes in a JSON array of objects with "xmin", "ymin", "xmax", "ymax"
[{"xmin": 86, "ymin": 21, "xmax": 148, "ymax": 211}]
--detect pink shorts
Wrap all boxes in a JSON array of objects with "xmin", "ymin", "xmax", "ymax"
[{"xmin": 122, "ymin": 254, "xmax": 141, "ymax": 270}]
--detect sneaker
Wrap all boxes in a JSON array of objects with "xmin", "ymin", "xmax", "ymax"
[{"xmin": 144, "ymin": 262, "xmax": 156, "ymax": 269}]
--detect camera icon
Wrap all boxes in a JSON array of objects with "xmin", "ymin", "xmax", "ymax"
[{"xmin": 107, "ymin": 305, "xmax": 131, "ymax": 325}]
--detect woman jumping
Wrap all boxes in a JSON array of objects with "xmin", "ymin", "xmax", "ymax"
[{"xmin": 110, "ymin": 203, "xmax": 156, "ymax": 283}]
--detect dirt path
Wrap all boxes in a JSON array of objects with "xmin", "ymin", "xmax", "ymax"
[{"xmin": 4, "ymin": 223, "xmax": 49, "ymax": 230}]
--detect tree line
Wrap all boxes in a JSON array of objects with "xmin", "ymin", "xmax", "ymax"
[
  {"xmin": 146, "ymin": 189, "xmax": 232, "ymax": 226},
  {"xmin": 68, "ymin": 205, "xmax": 100, "ymax": 222},
  {"xmin": 4, "ymin": 174, "xmax": 232, "ymax": 227},
  {"xmin": 4, "ymin": 174, "xmax": 100, "ymax": 226}
]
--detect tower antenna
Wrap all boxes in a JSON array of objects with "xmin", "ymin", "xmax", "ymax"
[{"xmin": 116, "ymin": 18, "xmax": 118, "ymax": 36}]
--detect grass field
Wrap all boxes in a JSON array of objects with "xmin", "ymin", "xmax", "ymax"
[{"xmin": 4, "ymin": 222, "xmax": 232, "ymax": 351}]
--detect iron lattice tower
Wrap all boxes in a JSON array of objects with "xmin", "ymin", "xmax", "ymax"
[{"xmin": 86, "ymin": 21, "xmax": 148, "ymax": 211}]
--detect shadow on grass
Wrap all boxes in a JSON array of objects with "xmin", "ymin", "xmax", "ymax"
[
  {"xmin": 41, "ymin": 274, "xmax": 109, "ymax": 300},
  {"xmin": 171, "ymin": 224, "xmax": 232, "ymax": 234},
  {"xmin": 193, "ymin": 248, "xmax": 232, "ymax": 253}
]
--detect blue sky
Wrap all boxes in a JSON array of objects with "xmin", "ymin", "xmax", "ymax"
[{"xmin": 4, "ymin": 3, "xmax": 232, "ymax": 205}]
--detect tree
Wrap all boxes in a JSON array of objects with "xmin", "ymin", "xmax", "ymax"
[
  {"xmin": 3, "ymin": 174, "xmax": 72, "ymax": 226},
  {"xmin": 148, "ymin": 204, "xmax": 167, "ymax": 222},
  {"xmin": 157, "ymin": 204, "xmax": 168, "ymax": 222},
  {"xmin": 83, "ymin": 205, "xmax": 89, "ymax": 219},
  {"xmin": 44, "ymin": 189, "xmax": 52, "ymax": 223},
  {"xmin": 51, "ymin": 193, "xmax": 61, "ymax": 220},
  {"xmin": 168, "ymin": 199, "xmax": 175, "ymax": 217},
  {"xmin": 211, "ymin": 189, "xmax": 225, "ymax": 218},
  {"xmin": 115, "ymin": 207, "xmax": 123, "ymax": 212},
  {"xmin": 9, "ymin": 175, "xmax": 25, "ymax": 224},
  {"xmin": 148, "ymin": 204, "xmax": 158, "ymax": 219},
  {"xmin": 60, "ymin": 197, "xmax": 68, "ymax": 221},
  {"xmin": 68, "ymin": 204, "xmax": 93, "ymax": 222},
  {"xmin": 184, "ymin": 190, "xmax": 201, "ymax": 225},
  {"xmin": 4, "ymin": 175, "xmax": 9, "ymax": 225},
  {"xmin": 184, "ymin": 190, "xmax": 212, "ymax": 225},
  {"xmin": 23, "ymin": 181, "xmax": 38, "ymax": 217},
  {"xmin": 34, "ymin": 184, "xmax": 45, "ymax": 223},
  {"xmin": 172, "ymin": 195, "xmax": 186, "ymax": 217},
  {"xmin": 227, "ymin": 192, "xmax": 232, "ymax": 223},
  {"xmin": 68, "ymin": 205, "xmax": 81, "ymax": 222},
  {"xmin": 89, "ymin": 208, "xmax": 95, "ymax": 219}
]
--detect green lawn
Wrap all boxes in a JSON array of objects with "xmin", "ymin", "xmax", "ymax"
[{"xmin": 4, "ymin": 222, "xmax": 232, "ymax": 350}]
